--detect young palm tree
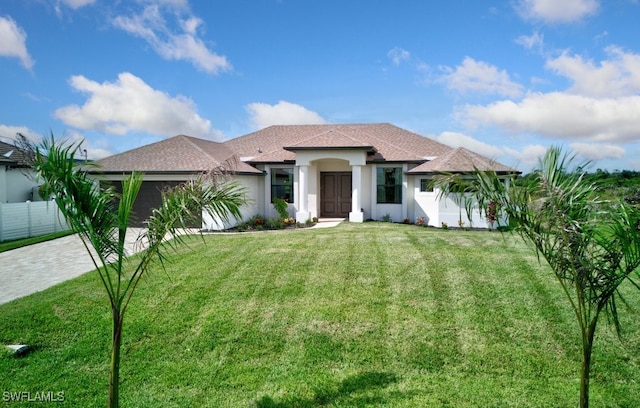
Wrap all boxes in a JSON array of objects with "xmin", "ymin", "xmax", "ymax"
[
  {"xmin": 436, "ymin": 147, "xmax": 640, "ymax": 408},
  {"xmin": 33, "ymin": 136, "xmax": 247, "ymax": 408}
]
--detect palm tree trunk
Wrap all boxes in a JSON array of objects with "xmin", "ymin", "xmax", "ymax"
[
  {"xmin": 579, "ymin": 320, "xmax": 598, "ymax": 408},
  {"xmin": 108, "ymin": 309, "xmax": 123, "ymax": 408}
]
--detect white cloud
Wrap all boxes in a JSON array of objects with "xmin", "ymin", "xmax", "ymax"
[
  {"xmin": 455, "ymin": 44, "xmax": 640, "ymax": 150},
  {"xmin": 59, "ymin": 0, "xmax": 96, "ymax": 9},
  {"xmin": 436, "ymin": 132, "xmax": 504, "ymax": 159},
  {"xmin": 594, "ymin": 30, "xmax": 608, "ymax": 43},
  {"xmin": 570, "ymin": 142, "xmax": 626, "ymax": 161},
  {"xmin": 0, "ymin": 16, "xmax": 34, "ymax": 69},
  {"xmin": 54, "ymin": 72, "xmax": 223, "ymax": 140},
  {"xmin": 0, "ymin": 126, "xmax": 114, "ymax": 160},
  {"xmin": 440, "ymin": 57, "xmax": 524, "ymax": 98},
  {"xmin": 66, "ymin": 130, "xmax": 113, "ymax": 160},
  {"xmin": 246, "ymin": 101, "xmax": 327, "ymax": 129},
  {"xmin": 516, "ymin": 0, "xmax": 599, "ymax": 23},
  {"xmin": 387, "ymin": 47, "xmax": 411, "ymax": 66},
  {"xmin": 458, "ymin": 92, "xmax": 640, "ymax": 144},
  {"xmin": 504, "ymin": 144, "xmax": 548, "ymax": 167},
  {"xmin": 515, "ymin": 31, "xmax": 544, "ymax": 53},
  {"xmin": 138, "ymin": 0, "xmax": 189, "ymax": 9},
  {"xmin": 112, "ymin": 5, "xmax": 231, "ymax": 74},
  {"xmin": 546, "ymin": 46, "xmax": 640, "ymax": 97},
  {"xmin": 0, "ymin": 125, "xmax": 41, "ymax": 144}
]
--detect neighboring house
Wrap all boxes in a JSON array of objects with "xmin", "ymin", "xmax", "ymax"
[
  {"xmin": 94, "ymin": 123, "xmax": 519, "ymax": 229},
  {"xmin": 0, "ymin": 141, "xmax": 70, "ymax": 242},
  {"xmin": 0, "ymin": 141, "xmax": 40, "ymax": 203}
]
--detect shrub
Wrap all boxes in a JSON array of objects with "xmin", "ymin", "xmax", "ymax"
[
  {"xmin": 382, "ymin": 213, "xmax": 392, "ymax": 223},
  {"xmin": 265, "ymin": 217, "xmax": 284, "ymax": 229},
  {"xmin": 415, "ymin": 216, "xmax": 426, "ymax": 226}
]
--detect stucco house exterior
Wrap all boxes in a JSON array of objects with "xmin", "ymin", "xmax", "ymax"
[
  {"xmin": 94, "ymin": 123, "xmax": 519, "ymax": 229},
  {"xmin": 0, "ymin": 141, "xmax": 41, "ymax": 203}
]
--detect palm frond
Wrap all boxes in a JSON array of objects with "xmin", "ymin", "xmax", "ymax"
[{"xmin": 34, "ymin": 136, "xmax": 121, "ymax": 294}]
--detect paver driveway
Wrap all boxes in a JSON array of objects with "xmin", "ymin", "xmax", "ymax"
[{"xmin": 0, "ymin": 229, "xmax": 145, "ymax": 305}]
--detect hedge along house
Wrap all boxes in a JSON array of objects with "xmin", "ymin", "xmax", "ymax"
[{"xmin": 93, "ymin": 123, "xmax": 519, "ymax": 229}]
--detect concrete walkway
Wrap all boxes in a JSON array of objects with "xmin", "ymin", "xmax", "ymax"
[{"xmin": 0, "ymin": 220, "xmax": 343, "ymax": 305}]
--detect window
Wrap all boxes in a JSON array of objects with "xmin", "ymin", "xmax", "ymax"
[
  {"xmin": 420, "ymin": 179, "xmax": 434, "ymax": 193},
  {"xmin": 377, "ymin": 167, "xmax": 402, "ymax": 204},
  {"xmin": 271, "ymin": 168, "xmax": 293, "ymax": 203}
]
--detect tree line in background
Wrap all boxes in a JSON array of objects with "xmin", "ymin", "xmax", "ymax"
[{"xmin": 517, "ymin": 168, "xmax": 640, "ymax": 206}]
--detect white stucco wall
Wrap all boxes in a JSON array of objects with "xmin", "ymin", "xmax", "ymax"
[
  {"xmin": 412, "ymin": 176, "xmax": 440, "ymax": 226},
  {"xmin": 438, "ymin": 193, "xmax": 489, "ymax": 228},
  {"xmin": 1, "ymin": 167, "xmax": 40, "ymax": 203},
  {"xmin": 0, "ymin": 166, "xmax": 6, "ymax": 203},
  {"xmin": 411, "ymin": 176, "xmax": 502, "ymax": 229},
  {"xmin": 202, "ymin": 174, "xmax": 262, "ymax": 230}
]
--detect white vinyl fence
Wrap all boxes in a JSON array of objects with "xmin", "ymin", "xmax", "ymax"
[{"xmin": 0, "ymin": 201, "xmax": 70, "ymax": 242}]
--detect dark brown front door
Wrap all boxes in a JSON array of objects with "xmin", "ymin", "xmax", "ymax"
[{"xmin": 320, "ymin": 172, "xmax": 351, "ymax": 218}]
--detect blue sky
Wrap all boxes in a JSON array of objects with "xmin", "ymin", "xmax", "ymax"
[{"xmin": 1, "ymin": 0, "xmax": 639, "ymax": 171}]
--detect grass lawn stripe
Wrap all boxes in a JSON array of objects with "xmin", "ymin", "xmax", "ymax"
[{"xmin": 1, "ymin": 223, "xmax": 638, "ymax": 407}]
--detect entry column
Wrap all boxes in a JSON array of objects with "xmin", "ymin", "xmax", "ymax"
[
  {"xmin": 295, "ymin": 165, "xmax": 310, "ymax": 222},
  {"xmin": 349, "ymin": 165, "xmax": 364, "ymax": 222}
]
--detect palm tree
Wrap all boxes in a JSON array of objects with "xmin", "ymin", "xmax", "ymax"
[
  {"xmin": 436, "ymin": 146, "xmax": 640, "ymax": 408},
  {"xmin": 33, "ymin": 136, "xmax": 247, "ymax": 408}
]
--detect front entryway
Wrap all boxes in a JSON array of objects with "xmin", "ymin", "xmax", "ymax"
[{"xmin": 320, "ymin": 172, "xmax": 351, "ymax": 218}]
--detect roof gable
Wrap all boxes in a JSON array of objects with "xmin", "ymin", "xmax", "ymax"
[
  {"xmin": 284, "ymin": 128, "xmax": 374, "ymax": 151},
  {"xmin": 408, "ymin": 147, "xmax": 518, "ymax": 174}
]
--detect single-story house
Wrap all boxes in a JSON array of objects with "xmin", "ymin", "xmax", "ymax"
[
  {"xmin": 94, "ymin": 123, "xmax": 519, "ymax": 229},
  {"xmin": 0, "ymin": 140, "xmax": 41, "ymax": 203}
]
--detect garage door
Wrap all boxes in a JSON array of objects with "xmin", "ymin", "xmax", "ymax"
[{"xmin": 107, "ymin": 181, "xmax": 202, "ymax": 228}]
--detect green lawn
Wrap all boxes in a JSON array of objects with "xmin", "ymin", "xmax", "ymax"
[
  {"xmin": 1, "ymin": 223, "xmax": 639, "ymax": 407},
  {"xmin": 0, "ymin": 230, "xmax": 74, "ymax": 253}
]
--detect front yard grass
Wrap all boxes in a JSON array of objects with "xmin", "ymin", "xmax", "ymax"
[
  {"xmin": 0, "ymin": 230, "xmax": 74, "ymax": 253},
  {"xmin": 1, "ymin": 223, "xmax": 638, "ymax": 407}
]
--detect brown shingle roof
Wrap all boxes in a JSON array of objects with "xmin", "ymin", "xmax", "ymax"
[
  {"xmin": 95, "ymin": 135, "xmax": 262, "ymax": 174},
  {"xmin": 0, "ymin": 141, "xmax": 33, "ymax": 167},
  {"xmin": 285, "ymin": 128, "xmax": 374, "ymax": 150},
  {"xmin": 408, "ymin": 147, "xmax": 518, "ymax": 174},
  {"xmin": 223, "ymin": 123, "xmax": 453, "ymax": 163},
  {"xmin": 92, "ymin": 124, "xmax": 517, "ymax": 175}
]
